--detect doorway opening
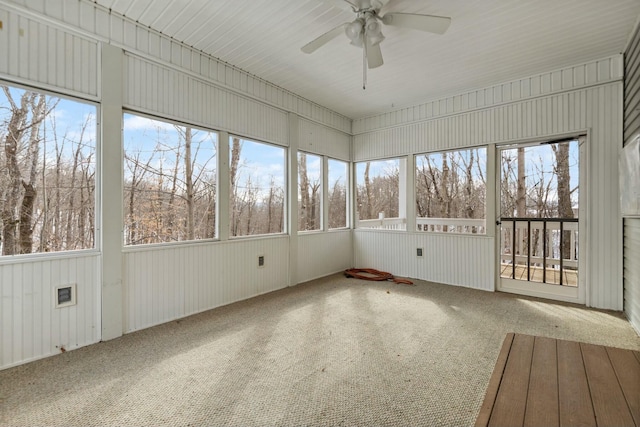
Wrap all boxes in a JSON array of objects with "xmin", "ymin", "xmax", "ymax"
[{"xmin": 497, "ymin": 136, "xmax": 584, "ymax": 302}]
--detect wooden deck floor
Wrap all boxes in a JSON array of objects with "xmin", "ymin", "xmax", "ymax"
[
  {"xmin": 500, "ymin": 264, "xmax": 578, "ymax": 286},
  {"xmin": 476, "ymin": 333, "xmax": 640, "ymax": 427}
]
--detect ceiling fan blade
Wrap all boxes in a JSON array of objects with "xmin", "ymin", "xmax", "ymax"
[
  {"xmin": 322, "ymin": 0, "xmax": 359, "ymax": 10},
  {"xmin": 366, "ymin": 42, "xmax": 384, "ymax": 69},
  {"xmin": 301, "ymin": 23, "xmax": 347, "ymax": 54},
  {"xmin": 382, "ymin": 13, "xmax": 451, "ymax": 34},
  {"xmin": 376, "ymin": 0, "xmax": 399, "ymax": 16}
]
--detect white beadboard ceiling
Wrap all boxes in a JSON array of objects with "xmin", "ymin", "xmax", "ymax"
[{"xmin": 91, "ymin": 0, "xmax": 640, "ymax": 119}]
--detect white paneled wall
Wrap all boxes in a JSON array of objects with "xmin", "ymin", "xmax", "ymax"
[
  {"xmin": 0, "ymin": 254, "xmax": 101, "ymax": 369},
  {"xmin": 0, "ymin": 0, "xmax": 351, "ymax": 134},
  {"xmin": 623, "ymin": 219, "xmax": 640, "ymax": 334},
  {"xmin": 0, "ymin": 6, "xmax": 99, "ymax": 99},
  {"xmin": 297, "ymin": 231, "xmax": 352, "ymax": 284},
  {"xmin": 124, "ymin": 54, "xmax": 289, "ymax": 146},
  {"xmin": 299, "ymin": 118, "xmax": 351, "ymax": 160},
  {"xmin": 124, "ymin": 237, "xmax": 289, "ymax": 332},
  {"xmin": 354, "ymin": 80, "xmax": 623, "ymax": 310},
  {"xmin": 353, "ymin": 56, "xmax": 622, "ymax": 135},
  {"xmin": 355, "ymin": 88, "xmax": 599, "ymax": 158},
  {"xmin": 354, "ymin": 231, "xmax": 494, "ymax": 291}
]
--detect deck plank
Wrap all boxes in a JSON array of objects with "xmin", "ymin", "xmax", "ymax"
[
  {"xmin": 581, "ymin": 343, "xmax": 635, "ymax": 427},
  {"xmin": 524, "ymin": 336, "xmax": 559, "ymax": 427},
  {"xmin": 477, "ymin": 335, "xmax": 639, "ymax": 427},
  {"xmin": 475, "ymin": 333, "xmax": 515, "ymax": 427},
  {"xmin": 556, "ymin": 340, "xmax": 596, "ymax": 427},
  {"xmin": 604, "ymin": 346, "xmax": 640, "ymax": 426},
  {"xmin": 488, "ymin": 334, "xmax": 534, "ymax": 427}
]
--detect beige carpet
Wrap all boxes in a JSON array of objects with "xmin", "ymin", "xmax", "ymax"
[{"xmin": 1, "ymin": 274, "xmax": 639, "ymax": 426}]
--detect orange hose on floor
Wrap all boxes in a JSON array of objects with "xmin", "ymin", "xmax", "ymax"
[{"xmin": 344, "ymin": 268, "xmax": 414, "ymax": 285}]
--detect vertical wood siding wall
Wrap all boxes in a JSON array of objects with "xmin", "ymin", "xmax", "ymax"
[
  {"xmin": 124, "ymin": 54, "xmax": 289, "ymax": 146},
  {"xmin": 354, "ymin": 232, "xmax": 494, "ymax": 291},
  {"xmin": 0, "ymin": 254, "xmax": 100, "ymax": 369},
  {"xmin": 297, "ymin": 231, "xmax": 352, "ymax": 284},
  {"xmin": 353, "ymin": 56, "xmax": 622, "ymax": 136},
  {"xmin": 625, "ymin": 26, "xmax": 640, "ymax": 144},
  {"xmin": 623, "ymin": 24, "xmax": 640, "ymax": 333},
  {"xmin": 0, "ymin": 0, "xmax": 351, "ymax": 134},
  {"xmin": 0, "ymin": 6, "xmax": 99, "ymax": 99},
  {"xmin": 299, "ymin": 118, "xmax": 351, "ymax": 160},
  {"xmin": 296, "ymin": 120, "xmax": 352, "ymax": 283},
  {"xmin": 624, "ymin": 219, "xmax": 640, "ymax": 334},
  {"xmin": 353, "ymin": 58, "xmax": 624, "ymax": 309},
  {"xmin": 123, "ymin": 237, "xmax": 289, "ymax": 332}
]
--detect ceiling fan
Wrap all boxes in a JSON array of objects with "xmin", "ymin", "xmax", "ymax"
[{"xmin": 301, "ymin": 0, "xmax": 451, "ymax": 87}]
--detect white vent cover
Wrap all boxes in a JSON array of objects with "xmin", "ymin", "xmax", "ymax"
[{"xmin": 55, "ymin": 284, "xmax": 76, "ymax": 308}]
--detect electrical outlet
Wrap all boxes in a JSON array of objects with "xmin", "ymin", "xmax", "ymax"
[
  {"xmin": 416, "ymin": 248, "xmax": 423, "ymax": 257},
  {"xmin": 258, "ymin": 255, "xmax": 265, "ymax": 267}
]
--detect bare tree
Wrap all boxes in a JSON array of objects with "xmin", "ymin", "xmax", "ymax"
[
  {"xmin": 230, "ymin": 137, "xmax": 242, "ymax": 236},
  {"xmin": 552, "ymin": 141, "xmax": 573, "ymax": 260},
  {"xmin": 1, "ymin": 88, "xmax": 52, "ymax": 255}
]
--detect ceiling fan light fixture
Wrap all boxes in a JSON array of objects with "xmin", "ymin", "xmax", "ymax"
[
  {"xmin": 366, "ymin": 30, "xmax": 385, "ymax": 46},
  {"xmin": 350, "ymin": 35, "xmax": 364, "ymax": 47},
  {"xmin": 345, "ymin": 19, "xmax": 364, "ymax": 42},
  {"xmin": 364, "ymin": 14, "xmax": 384, "ymax": 46}
]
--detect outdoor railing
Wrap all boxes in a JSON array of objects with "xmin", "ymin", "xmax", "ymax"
[
  {"xmin": 499, "ymin": 217, "xmax": 578, "ymax": 285},
  {"xmin": 416, "ymin": 218, "xmax": 486, "ymax": 234},
  {"xmin": 356, "ymin": 216, "xmax": 486, "ymax": 233},
  {"xmin": 356, "ymin": 217, "xmax": 407, "ymax": 230}
]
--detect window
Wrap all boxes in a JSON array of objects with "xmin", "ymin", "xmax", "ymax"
[
  {"xmin": 355, "ymin": 158, "xmax": 405, "ymax": 230},
  {"xmin": 328, "ymin": 158, "xmax": 348, "ymax": 229},
  {"xmin": 0, "ymin": 84, "xmax": 97, "ymax": 255},
  {"xmin": 230, "ymin": 136, "xmax": 285, "ymax": 237},
  {"xmin": 298, "ymin": 152, "xmax": 321, "ymax": 231},
  {"xmin": 415, "ymin": 147, "xmax": 487, "ymax": 234},
  {"xmin": 123, "ymin": 114, "xmax": 218, "ymax": 245}
]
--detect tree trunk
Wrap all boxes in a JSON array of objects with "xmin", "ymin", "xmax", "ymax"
[
  {"xmin": 464, "ymin": 150, "xmax": 475, "ymax": 218},
  {"xmin": 516, "ymin": 147, "xmax": 526, "ymax": 217},
  {"xmin": 230, "ymin": 137, "xmax": 241, "ymax": 236},
  {"xmin": 18, "ymin": 94, "xmax": 46, "ymax": 253},
  {"xmin": 184, "ymin": 127, "xmax": 194, "ymax": 240},
  {"xmin": 364, "ymin": 161, "xmax": 372, "ymax": 219},
  {"xmin": 553, "ymin": 142, "xmax": 573, "ymax": 261},
  {"xmin": 310, "ymin": 183, "xmax": 320, "ymax": 229},
  {"xmin": 1, "ymin": 88, "xmax": 32, "ymax": 255},
  {"xmin": 299, "ymin": 153, "xmax": 309, "ymax": 230}
]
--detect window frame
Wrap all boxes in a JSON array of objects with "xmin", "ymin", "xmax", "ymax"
[
  {"xmin": 0, "ymin": 80, "xmax": 101, "ymax": 260},
  {"xmin": 354, "ymin": 156, "xmax": 406, "ymax": 230},
  {"xmin": 228, "ymin": 134, "xmax": 287, "ymax": 239},
  {"xmin": 122, "ymin": 110, "xmax": 220, "ymax": 247},
  {"xmin": 297, "ymin": 151, "xmax": 323, "ymax": 233},
  {"xmin": 414, "ymin": 145, "xmax": 488, "ymax": 235},
  {"xmin": 327, "ymin": 157, "xmax": 350, "ymax": 231}
]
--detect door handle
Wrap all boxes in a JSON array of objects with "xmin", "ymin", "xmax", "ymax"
[{"xmin": 496, "ymin": 220, "xmax": 502, "ymax": 226}]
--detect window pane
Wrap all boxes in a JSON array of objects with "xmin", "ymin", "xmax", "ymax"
[
  {"xmin": 230, "ymin": 136, "xmax": 285, "ymax": 237},
  {"xmin": 123, "ymin": 114, "xmax": 218, "ymax": 245},
  {"xmin": 298, "ymin": 152, "xmax": 321, "ymax": 231},
  {"xmin": 415, "ymin": 147, "xmax": 487, "ymax": 234},
  {"xmin": 499, "ymin": 141, "xmax": 579, "ymax": 219},
  {"xmin": 356, "ymin": 158, "xmax": 404, "ymax": 230},
  {"xmin": 328, "ymin": 159, "xmax": 348, "ymax": 229},
  {"xmin": 0, "ymin": 84, "xmax": 96, "ymax": 255}
]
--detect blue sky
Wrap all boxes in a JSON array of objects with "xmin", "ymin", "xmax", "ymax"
[
  {"xmin": 501, "ymin": 141, "xmax": 580, "ymax": 206},
  {"xmin": 0, "ymin": 85, "xmax": 97, "ymax": 166}
]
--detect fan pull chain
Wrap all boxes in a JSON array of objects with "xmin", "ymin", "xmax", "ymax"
[{"xmin": 363, "ymin": 40, "xmax": 367, "ymax": 90}]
